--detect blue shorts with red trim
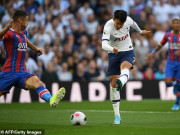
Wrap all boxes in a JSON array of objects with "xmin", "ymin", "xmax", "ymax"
[
  {"xmin": 165, "ymin": 60, "xmax": 180, "ymax": 81},
  {"xmin": 0, "ymin": 72, "xmax": 35, "ymax": 94},
  {"xmin": 107, "ymin": 50, "xmax": 135, "ymax": 76}
]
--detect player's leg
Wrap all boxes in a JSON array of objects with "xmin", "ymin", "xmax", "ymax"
[
  {"xmin": 107, "ymin": 53, "xmax": 121, "ymax": 124},
  {"xmin": 116, "ymin": 50, "xmax": 135, "ymax": 91},
  {"xmin": 173, "ymin": 65, "xmax": 180, "ymax": 110},
  {"xmin": 116, "ymin": 61, "xmax": 132, "ymax": 91},
  {"xmin": 164, "ymin": 61, "xmax": 179, "ymax": 110},
  {"xmin": 25, "ymin": 75, "xmax": 65, "ymax": 107},
  {"xmin": 165, "ymin": 78, "xmax": 179, "ymax": 110},
  {"xmin": 25, "ymin": 75, "xmax": 52, "ymax": 102},
  {"xmin": 16, "ymin": 73, "xmax": 65, "ymax": 107},
  {"xmin": 0, "ymin": 92, "xmax": 2, "ymax": 97},
  {"xmin": 110, "ymin": 75, "xmax": 121, "ymax": 124},
  {"xmin": 174, "ymin": 81, "xmax": 180, "ymax": 108}
]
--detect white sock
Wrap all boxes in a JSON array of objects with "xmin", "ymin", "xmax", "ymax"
[
  {"xmin": 111, "ymin": 87, "xmax": 120, "ymax": 117},
  {"xmin": 119, "ymin": 68, "xmax": 129, "ymax": 86}
]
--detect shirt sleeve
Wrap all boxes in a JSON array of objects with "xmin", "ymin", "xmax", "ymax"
[
  {"xmin": 102, "ymin": 23, "xmax": 111, "ymax": 41},
  {"xmin": 128, "ymin": 17, "xmax": 142, "ymax": 33},
  {"xmin": 3, "ymin": 31, "xmax": 13, "ymax": 41},
  {"xmin": 102, "ymin": 23, "xmax": 114, "ymax": 53},
  {"xmin": 160, "ymin": 33, "xmax": 168, "ymax": 46}
]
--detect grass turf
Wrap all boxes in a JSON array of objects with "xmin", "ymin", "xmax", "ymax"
[{"xmin": 0, "ymin": 100, "xmax": 180, "ymax": 135}]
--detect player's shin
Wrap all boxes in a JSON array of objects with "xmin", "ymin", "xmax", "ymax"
[
  {"xmin": 119, "ymin": 68, "xmax": 129, "ymax": 86},
  {"xmin": 175, "ymin": 82, "xmax": 180, "ymax": 105},
  {"xmin": 111, "ymin": 87, "xmax": 120, "ymax": 117},
  {"xmin": 36, "ymin": 86, "xmax": 52, "ymax": 103}
]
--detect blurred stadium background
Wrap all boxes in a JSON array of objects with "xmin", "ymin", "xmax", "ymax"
[{"xmin": 0, "ymin": 0, "xmax": 180, "ymax": 135}]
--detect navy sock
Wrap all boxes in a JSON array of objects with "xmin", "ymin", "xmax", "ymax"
[
  {"xmin": 175, "ymin": 82, "xmax": 180, "ymax": 105},
  {"xmin": 175, "ymin": 97, "xmax": 179, "ymax": 105},
  {"xmin": 36, "ymin": 86, "xmax": 52, "ymax": 103},
  {"xmin": 166, "ymin": 83, "xmax": 173, "ymax": 87}
]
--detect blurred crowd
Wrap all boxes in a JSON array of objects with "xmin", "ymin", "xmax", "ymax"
[{"xmin": 0, "ymin": 0, "xmax": 180, "ymax": 82}]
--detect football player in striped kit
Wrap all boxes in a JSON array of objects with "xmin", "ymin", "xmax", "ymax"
[
  {"xmin": 0, "ymin": 10, "xmax": 65, "ymax": 107},
  {"xmin": 147, "ymin": 17, "xmax": 180, "ymax": 110}
]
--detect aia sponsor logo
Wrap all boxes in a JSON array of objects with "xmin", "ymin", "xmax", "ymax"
[
  {"xmin": 18, "ymin": 43, "xmax": 27, "ymax": 51},
  {"xmin": 114, "ymin": 34, "xmax": 129, "ymax": 42}
]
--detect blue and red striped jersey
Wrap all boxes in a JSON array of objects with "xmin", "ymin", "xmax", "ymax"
[
  {"xmin": 160, "ymin": 32, "xmax": 180, "ymax": 61},
  {"xmin": 2, "ymin": 29, "xmax": 28, "ymax": 72}
]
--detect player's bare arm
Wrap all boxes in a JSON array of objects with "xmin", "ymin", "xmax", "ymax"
[
  {"xmin": 146, "ymin": 45, "xmax": 163, "ymax": 61},
  {"xmin": 26, "ymin": 38, "xmax": 43, "ymax": 56},
  {"xmin": 0, "ymin": 19, "xmax": 13, "ymax": 40},
  {"xmin": 141, "ymin": 30, "xmax": 151, "ymax": 36}
]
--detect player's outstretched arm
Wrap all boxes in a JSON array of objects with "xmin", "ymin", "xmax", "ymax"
[
  {"xmin": 130, "ymin": 20, "xmax": 151, "ymax": 36},
  {"xmin": 0, "ymin": 19, "xmax": 13, "ymax": 40},
  {"xmin": 146, "ymin": 45, "xmax": 162, "ymax": 61},
  {"xmin": 141, "ymin": 30, "xmax": 151, "ymax": 36},
  {"xmin": 26, "ymin": 38, "xmax": 43, "ymax": 56}
]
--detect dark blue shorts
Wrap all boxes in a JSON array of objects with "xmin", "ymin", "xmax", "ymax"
[
  {"xmin": 0, "ymin": 72, "xmax": 35, "ymax": 94},
  {"xmin": 107, "ymin": 50, "xmax": 135, "ymax": 76},
  {"xmin": 165, "ymin": 60, "xmax": 180, "ymax": 81}
]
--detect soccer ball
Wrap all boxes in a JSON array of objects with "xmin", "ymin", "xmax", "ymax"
[{"xmin": 70, "ymin": 111, "xmax": 87, "ymax": 125}]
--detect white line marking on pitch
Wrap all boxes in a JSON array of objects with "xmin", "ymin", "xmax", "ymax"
[{"xmin": 56, "ymin": 110, "xmax": 174, "ymax": 114}]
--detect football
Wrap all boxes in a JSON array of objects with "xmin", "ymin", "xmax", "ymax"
[{"xmin": 70, "ymin": 111, "xmax": 87, "ymax": 125}]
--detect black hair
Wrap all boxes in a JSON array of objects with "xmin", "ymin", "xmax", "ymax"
[
  {"xmin": 12, "ymin": 10, "xmax": 28, "ymax": 21},
  {"xmin": 114, "ymin": 10, "xmax": 127, "ymax": 23}
]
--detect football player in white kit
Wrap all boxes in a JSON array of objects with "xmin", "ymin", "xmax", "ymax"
[{"xmin": 102, "ymin": 10, "xmax": 150, "ymax": 124}]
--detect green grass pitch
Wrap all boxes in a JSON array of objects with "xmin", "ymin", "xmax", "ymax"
[{"xmin": 0, "ymin": 100, "xmax": 180, "ymax": 135}]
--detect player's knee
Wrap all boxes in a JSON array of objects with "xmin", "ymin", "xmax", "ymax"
[
  {"xmin": 111, "ymin": 80, "xmax": 117, "ymax": 88},
  {"xmin": 32, "ymin": 78, "xmax": 43, "ymax": 87},
  {"xmin": 165, "ymin": 79, "xmax": 173, "ymax": 87},
  {"xmin": 121, "ymin": 63, "xmax": 132, "ymax": 70},
  {"xmin": 36, "ymin": 80, "xmax": 44, "ymax": 87}
]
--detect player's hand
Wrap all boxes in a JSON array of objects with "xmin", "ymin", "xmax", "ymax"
[
  {"xmin": 174, "ymin": 51, "xmax": 180, "ymax": 56},
  {"xmin": 7, "ymin": 19, "xmax": 13, "ymax": 29},
  {"xmin": 146, "ymin": 53, "xmax": 154, "ymax": 61},
  {"xmin": 113, "ymin": 47, "xmax": 118, "ymax": 54},
  {"xmin": 36, "ymin": 48, "xmax": 43, "ymax": 56},
  {"xmin": 141, "ymin": 30, "xmax": 151, "ymax": 36}
]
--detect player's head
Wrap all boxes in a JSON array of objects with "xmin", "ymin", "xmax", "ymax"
[
  {"xmin": 172, "ymin": 17, "xmax": 180, "ymax": 32},
  {"xmin": 12, "ymin": 10, "xmax": 28, "ymax": 30},
  {"xmin": 113, "ymin": 10, "xmax": 127, "ymax": 30}
]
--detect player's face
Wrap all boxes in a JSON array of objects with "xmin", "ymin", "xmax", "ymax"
[
  {"xmin": 172, "ymin": 19, "xmax": 180, "ymax": 31},
  {"xmin": 113, "ymin": 18, "xmax": 124, "ymax": 30},
  {"xmin": 20, "ymin": 16, "xmax": 28, "ymax": 30}
]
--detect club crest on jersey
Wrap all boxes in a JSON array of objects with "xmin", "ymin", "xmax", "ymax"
[
  {"xmin": 114, "ymin": 34, "xmax": 129, "ymax": 41},
  {"xmin": 18, "ymin": 43, "xmax": 27, "ymax": 51}
]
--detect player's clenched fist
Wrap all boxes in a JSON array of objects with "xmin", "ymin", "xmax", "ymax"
[
  {"xmin": 36, "ymin": 48, "xmax": 43, "ymax": 56},
  {"xmin": 113, "ymin": 47, "xmax": 118, "ymax": 54}
]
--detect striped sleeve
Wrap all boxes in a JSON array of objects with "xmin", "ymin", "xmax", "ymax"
[{"xmin": 160, "ymin": 33, "xmax": 168, "ymax": 46}]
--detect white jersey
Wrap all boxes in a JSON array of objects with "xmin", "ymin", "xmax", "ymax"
[{"xmin": 102, "ymin": 16, "xmax": 142, "ymax": 53}]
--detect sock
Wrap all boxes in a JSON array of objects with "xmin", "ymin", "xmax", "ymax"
[
  {"xmin": 166, "ymin": 83, "xmax": 173, "ymax": 87},
  {"xmin": 111, "ymin": 87, "xmax": 120, "ymax": 116},
  {"xmin": 175, "ymin": 82, "xmax": 180, "ymax": 105},
  {"xmin": 119, "ymin": 69, "xmax": 129, "ymax": 86},
  {"xmin": 175, "ymin": 97, "xmax": 180, "ymax": 105},
  {"xmin": 36, "ymin": 86, "xmax": 52, "ymax": 103}
]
